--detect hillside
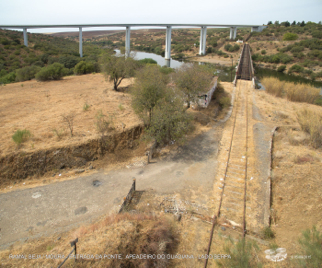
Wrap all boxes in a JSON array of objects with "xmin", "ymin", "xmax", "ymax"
[
  {"xmin": 0, "ymin": 29, "xmax": 106, "ymax": 83},
  {"xmin": 248, "ymin": 21, "xmax": 322, "ymax": 80}
]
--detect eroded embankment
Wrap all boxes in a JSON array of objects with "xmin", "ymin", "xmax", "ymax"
[{"xmin": 0, "ymin": 125, "xmax": 144, "ymax": 180}]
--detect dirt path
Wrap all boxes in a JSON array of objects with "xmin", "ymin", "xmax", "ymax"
[{"xmin": 0, "ymin": 120, "xmax": 224, "ymax": 250}]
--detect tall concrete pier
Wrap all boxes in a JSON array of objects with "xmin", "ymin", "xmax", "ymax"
[{"xmin": 0, "ymin": 23, "xmax": 266, "ymax": 60}]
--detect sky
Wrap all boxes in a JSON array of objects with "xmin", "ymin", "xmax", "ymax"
[{"xmin": 0, "ymin": 0, "xmax": 321, "ymax": 33}]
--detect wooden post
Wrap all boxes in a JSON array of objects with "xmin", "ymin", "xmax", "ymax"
[
  {"xmin": 133, "ymin": 178, "xmax": 136, "ymax": 191},
  {"xmin": 70, "ymin": 238, "xmax": 78, "ymax": 262}
]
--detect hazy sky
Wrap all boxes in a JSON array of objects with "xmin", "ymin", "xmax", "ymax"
[{"xmin": 0, "ymin": 0, "xmax": 321, "ymax": 33}]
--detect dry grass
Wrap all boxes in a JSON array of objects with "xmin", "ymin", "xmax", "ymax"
[
  {"xmin": 297, "ymin": 108, "xmax": 322, "ymax": 148},
  {"xmin": 0, "ymin": 74, "xmax": 141, "ymax": 157},
  {"xmin": 262, "ymin": 77, "xmax": 320, "ymax": 104},
  {"xmin": 0, "ymin": 213, "xmax": 179, "ymax": 268}
]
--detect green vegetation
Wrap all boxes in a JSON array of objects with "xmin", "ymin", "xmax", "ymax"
[
  {"xmin": 131, "ymin": 63, "xmax": 212, "ymax": 145},
  {"xmin": 0, "ymin": 28, "xmax": 106, "ymax": 84},
  {"xmin": 138, "ymin": 58, "xmax": 157, "ymax": 65},
  {"xmin": 83, "ymin": 103, "xmax": 90, "ymax": 111},
  {"xmin": 35, "ymin": 63, "xmax": 68, "ymax": 81},
  {"xmin": 12, "ymin": 129, "xmax": 31, "ymax": 145},
  {"xmin": 216, "ymin": 237, "xmax": 261, "ymax": 268},
  {"xmin": 74, "ymin": 61, "xmax": 95, "ymax": 75},
  {"xmin": 283, "ymin": 32, "xmax": 299, "ymax": 41},
  {"xmin": 101, "ymin": 54, "xmax": 138, "ymax": 91},
  {"xmin": 296, "ymin": 226, "xmax": 322, "ymax": 267},
  {"xmin": 261, "ymin": 226, "xmax": 275, "ymax": 239},
  {"xmin": 173, "ymin": 64, "xmax": 213, "ymax": 108},
  {"xmin": 224, "ymin": 43, "xmax": 240, "ymax": 52},
  {"xmin": 15, "ymin": 65, "xmax": 41, "ymax": 82},
  {"xmin": 277, "ymin": 65, "xmax": 287, "ymax": 72}
]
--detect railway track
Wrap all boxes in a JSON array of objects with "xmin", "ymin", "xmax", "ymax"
[{"xmin": 204, "ymin": 82, "xmax": 253, "ymax": 267}]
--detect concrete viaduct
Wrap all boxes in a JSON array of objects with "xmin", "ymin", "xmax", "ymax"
[{"xmin": 0, "ymin": 24, "xmax": 266, "ymax": 59}]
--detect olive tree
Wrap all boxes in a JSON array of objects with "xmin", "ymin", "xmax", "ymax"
[
  {"xmin": 101, "ymin": 54, "xmax": 137, "ymax": 91},
  {"xmin": 131, "ymin": 65, "xmax": 168, "ymax": 125},
  {"xmin": 173, "ymin": 63, "xmax": 213, "ymax": 108},
  {"xmin": 146, "ymin": 97, "xmax": 193, "ymax": 145}
]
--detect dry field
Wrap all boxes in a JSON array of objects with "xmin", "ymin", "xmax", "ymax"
[
  {"xmin": 0, "ymin": 73, "xmax": 141, "ymax": 157},
  {"xmin": 253, "ymin": 85, "xmax": 322, "ymax": 256}
]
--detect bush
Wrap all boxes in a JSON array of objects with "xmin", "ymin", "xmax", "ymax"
[
  {"xmin": 261, "ymin": 50, "xmax": 266, "ymax": 55},
  {"xmin": 219, "ymin": 96, "xmax": 231, "ymax": 108},
  {"xmin": 216, "ymin": 237, "xmax": 260, "ymax": 268},
  {"xmin": 296, "ymin": 226, "xmax": 322, "ymax": 267},
  {"xmin": 12, "ymin": 129, "xmax": 31, "ymax": 145},
  {"xmin": 15, "ymin": 66, "xmax": 41, "ymax": 82},
  {"xmin": 35, "ymin": 63, "xmax": 67, "ymax": 81},
  {"xmin": 288, "ymin": 64, "xmax": 304, "ymax": 73},
  {"xmin": 0, "ymin": 72, "xmax": 16, "ymax": 84},
  {"xmin": 297, "ymin": 109, "xmax": 322, "ymax": 148},
  {"xmin": 74, "ymin": 61, "xmax": 95, "ymax": 75},
  {"xmin": 283, "ymin": 32, "xmax": 298, "ymax": 41},
  {"xmin": 138, "ymin": 58, "xmax": 157, "ymax": 65},
  {"xmin": 277, "ymin": 65, "xmax": 286, "ymax": 72},
  {"xmin": 261, "ymin": 226, "xmax": 275, "ymax": 239}
]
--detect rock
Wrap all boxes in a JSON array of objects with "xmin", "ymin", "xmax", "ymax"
[
  {"xmin": 57, "ymin": 236, "xmax": 61, "ymax": 241},
  {"xmin": 89, "ymin": 165, "xmax": 93, "ymax": 170},
  {"xmin": 75, "ymin": 206, "xmax": 87, "ymax": 215},
  {"xmin": 52, "ymin": 174, "xmax": 56, "ymax": 177},
  {"xmin": 221, "ymin": 226, "xmax": 226, "ymax": 231},
  {"xmin": 75, "ymin": 169, "xmax": 85, "ymax": 174},
  {"xmin": 174, "ymin": 213, "xmax": 182, "ymax": 222}
]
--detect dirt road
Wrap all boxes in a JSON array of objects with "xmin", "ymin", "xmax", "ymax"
[{"xmin": 0, "ymin": 124, "xmax": 223, "ymax": 250}]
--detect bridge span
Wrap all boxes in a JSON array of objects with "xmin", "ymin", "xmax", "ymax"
[{"xmin": 0, "ymin": 23, "xmax": 266, "ymax": 58}]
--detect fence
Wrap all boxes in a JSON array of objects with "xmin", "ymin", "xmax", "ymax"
[{"xmin": 119, "ymin": 178, "xmax": 136, "ymax": 213}]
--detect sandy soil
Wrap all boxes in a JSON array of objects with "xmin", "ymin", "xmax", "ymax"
[{"xmin": 0, "ymin": 74, "xmax": 141, "ymax": 157}]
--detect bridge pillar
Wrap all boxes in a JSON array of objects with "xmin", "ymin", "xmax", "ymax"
[
  {"xmin": 79, "ymin": 27, "xmax": 83, "ymax": 58},
  {"xmin": 230, "ymin": 27, "xmax": 234, "ymax": 40},
  {"xmin": 233, "ymin": 27, "xmax": 237, "ymax": 39},
  {"xmin": 165, "ymin": 26, "xmax": 172, "ymax": 60},
  {"xmin": 125, "ymin": 26, "xmax": 131, "ymax": 58},
  {"xmin": 23, "ymin": 28, "xmax": 28, "ymax": 47},
  {"xmin": 199, "ymin": 26, "xmax": 207, "ymax": 55}
]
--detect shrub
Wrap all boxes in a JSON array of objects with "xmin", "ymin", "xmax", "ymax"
[
  {"xmin": 35, "ymin": 63, "xmax": 67, "ymax": 81},
  {"xmin": 74, "ymin": 61, "xmax": 95, "ymax": 75},
  {"xmin": 288, "ymin": 64, "xmax": 304, "ymax": 73},
  {"xmin": 283, "ymin": 32, "xmax": 298, "ymax": 41},
  {"xmin": 138, "ymin": 58, "xmax": 157, "ymax": 65},
  {"xmin": 297, "ymin": 109, "xmax": 322, "ymax": 148},
  {"xmin": 15, "ymin": 66, "xmax": 41, "ymax": 82},
  {"xmin": 0, "ymin": 72, "xmax": 16, "ymax": 84},
  {"xmin": 216, "ymin": 237, "xmax": 260, "ymax": 268},
  {"xmin": 12, "ymin": 129, "xmax": 31, "ymax": 145},
  {"xmin": 296, "ymin": 226, "xmax": 322, "ymax": 267},
  {"xmin": 83, "ymin": 103, "xmax": 90, "ymax": 111},
  {"xmin": 219, "ymin": 96, "xmax": 231, "ymax": 108},
  {"xmin": 277, "ymin": 65, "xmax": 286, "ymax": 72},
  {"xmin": 261, "ymin": 226, "xmax": 275, "ymax": 239}
]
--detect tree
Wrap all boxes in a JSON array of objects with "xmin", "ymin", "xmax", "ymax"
[
  {"xmin": 173, "ymin": 63, "xmax": 213, "ymax": 108},
  {"xmin": 146, "ymin": 97, "xmax": 193, "ymax": 145},
  {"xmin": 300, "ymin": 21, "xmax": 306, "ymax": 27},
  {"xmin": 267, "ymin": 21, "xmax": 272, "ymax": 25},
  {"xmin": 131, "ymin": 65, "xmax": 168, "ymax": 125},
  {"xmin": 292, "ymin": 21, "xmax": 296, "ymax": 26},
  {"xmin": 274, "ymin": 21, "xmax": 280, "ymax": 26},
  {"xmin": 101, "ymin": 54, "xmax": 137, "ymax": 91}
]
